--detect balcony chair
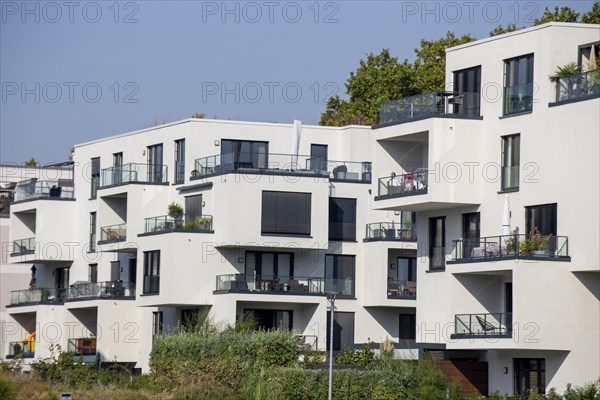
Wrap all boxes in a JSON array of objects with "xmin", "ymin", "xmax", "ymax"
[
  {"xmin": 406, "ymin": 281, "xmax": 417, "ymax": 297},
  {"xmin": 288, "ymin": 279, "xmax": 307, "ymax": 293},
  {"xmin": 476, "ymin": 315, "xmax": 498, "ymax": 334}
]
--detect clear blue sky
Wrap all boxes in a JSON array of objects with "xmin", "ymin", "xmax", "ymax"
[{"xmin": 0, "ymin": 0, "xmax": 596, "ymax": 164}]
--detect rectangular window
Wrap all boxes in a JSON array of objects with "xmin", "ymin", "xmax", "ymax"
[
  {"xmin": 525, "ymin": 204, "xmax": 557, "ymax": 236},
  {"xmin": 143, "ymin": 250, "xmax": 160, "ymax": 294},
  {"xmin": 514, "ymin": 358, "xmax": 545, "ymax": 394},
  {"xmin": 453, "ymin": 66, "xmax": 481, "ymax": 116},
  {"xmin": 462, "ymin": 212, "xmax": 480, "ymax": 258},
  {"xmin": 111, "ymin": 261, "xmax": 121, "ymax": 282},
  {"xmin": 88, "ymin": 264, "xmax": 97, "ymax": 283},
  {"xmin": 310, "ymin": 144, "xmax": 328, "ymax": 173},
  {"xmin": 89, "ymin": 212, "xmax": 97, "ymax": 252},
  {"xmin": 152, "ymin": 311, "xmax": 163, "ymax": 336},
  {"xmin": 112, "ymin": 152, "xmax": 123, "ymax": 185},
  {"xmin": 244, "ymin": 309, "xmax": 293, "ymax": 331},
  {"xmin": 184, "ymin": 194, "xmax": 202, "ymax": 225},
  {"xmin": 429, "ymin": 216, "xmax": 446, "ymax": 270},
  {"xmin": 174, "ymin": 139, "xmax": 185, "ymax": 184},
  {"xmin": 399, "ymin": 314, "xmax": 416, "ymax": 341},
  {"xmin": 325, "ymin": 254, "xmax": 355, "ymax": 297},
  {"xmin": 501, "ymin": 134, "xmax": 520, "ymax": 191},
  {"xmin": 328, "ymin": 198, "xmax": 356, "ymax": 241},
  {"xmin": 261, "ymin": 191, "xmax": 311, "ymax": 236},
  {"xmin": 326, "ymin": 311, "xmax": 355, "ymax": 351},
  {"xmin": 90, "ymin": 157, "xmax": 100, "ymax": 198},
  {"xmin": 504, "ymin": 53, "xmax": 534, "ymax": 115},
  {"xmin": 147, "ymin": 144, "xmax": 164, "ymax": 183},
  {"xmin": 221, "ymin": 139, "xmax": 268, "ymax": 170}
]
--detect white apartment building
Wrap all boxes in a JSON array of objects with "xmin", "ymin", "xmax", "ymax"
[{"xmin": 2, "ymin": 22, "xmax": 598, "ymax": 396}]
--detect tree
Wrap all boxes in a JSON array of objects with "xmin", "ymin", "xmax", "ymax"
[
  {"xmin": 24, "ymin": 157, "xmax": 38, "ymax": 167},
  {"xmin": 191, "ymin": 113, "xmax": 205, "ymax": 119},
  {"xmin": 582, "ymin": 0, "xmax": 600, "ymax": 24},
  {"xmin": 489, "ymin": 23, "xmax": 521, "ymax": 37},
  {"xmin": 320, "ymin": 33, "xmax": 475, "ymax": 126},
  {"xmin": 534, "ymin": 6, "xmax": 580, "ymax": 25}
]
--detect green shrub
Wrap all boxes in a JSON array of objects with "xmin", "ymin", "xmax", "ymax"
[
  {"xmin": 335, "ymin": 344, "xmax": 375, "ymax": 367},
  {"xmin": 564, "ymin": 379, "xmax": 600, "ymax": 400},
  {"xmin": 0, "ymin": 375, "xmax": 18, "ymax": 400}
]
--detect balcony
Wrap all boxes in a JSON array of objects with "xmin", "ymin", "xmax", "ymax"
[
  {"xmin": 6, "ymin": 339, "xmax": 35, "ymax": 359},
  {"xmin": 143, "ymin": 275, "xmax": 160, "ymax": 295},
  {"xmin": 364, "ymin": 222, "xmax": 416, "ymax": 242},
  {"xmin": 449, "ymin": 234, "xmax": 570, "ymax": 264},
  {"xmin": 387, "ymin": 279, "xmax": 416, "ymax": 299},
  {"xmin": 9, "ymin": 287, "xmax": 67, "ymax": 306},
  {"xmin": 503, "ymin": 83, "xmax": 533, "ymax": 116},
  {"xmin": 552, "ymin": 70, "xmax": 600, "ymax": 104},
  {"xmin": 379, "ymin": 91, "xmax": 480, "ymax": 126},
  {"xmin": 375, "ymin": 170, "xmax": 428, "ymax": 200},
  {"xmin": 215, "ymin": 274, "xmax": 354, "ymax": 297},
  {"xmin": 11, "ymin": 237, "xmax": 35, "ymax": 256},
  {"xmin": 99, "ymin": 223, "xmax": 126, "ymax": 243},
  {"xmin": 143, "ymin": 214, "xmax": 213, "ymax": 234},
  {"xmin": 193, "ymin": 152, "xmax": 372, "ymax": 183},
  {"xmin": 100, "ymin": 163, "xmax": 168, "ymax": 188},
  {"xmin": 14, "ymin": 180, "xmax": 74, "ymax": 202},
  {"xmin": 67, "ymin": 281, "xmax": 135, "ymax": 301},
  {"xmin": 68, "ymin": 337, "xmax": 97, "ymax": 356},
  {"xmin": 452, "ymin": 313, "xmax": 512, "ymax": 339}
]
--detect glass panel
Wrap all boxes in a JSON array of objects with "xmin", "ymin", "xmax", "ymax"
[{"xmin": 277, "ymin": 253, "xmax": 291, "ymax": 280}]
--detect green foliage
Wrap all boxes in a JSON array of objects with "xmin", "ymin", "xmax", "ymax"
[
  {"xmin": 191, "ymin": 113, "xmax": 205, "ymax": 119},
  {"xmin": 335, "ymin": 344, "xmax": 375, "ymax": 367},
  {"xmin": 534, "ymin": 6, "xmax": 580, "ymax": 25},
  {"xmin": 564, "ymin": 379, "xmax": 600, "ymax": 400},
  {"xmin": 582, "ymin": 1, "xmax": 600, "ymax": 24},
  {"xmin": 489, "ymin": 23, "xmax": 522, "ymax": 37},
  {"xmin": 550, "ymin": 62, "xmax": 583, "ymax": 82},
  {"xmin": 167, "ymin": 202, "xmax": 183, "ymax": 218},
  {"xmin": 24, "ymin": 157, "xmax": 38, "ymax": 167},
  {"xmin": 0, "ymin": 375, "xmax": 18, "ymax": 400},
  {"xmin": 182, "ymin": 222, "xmax": 198, "ymax": 230}
]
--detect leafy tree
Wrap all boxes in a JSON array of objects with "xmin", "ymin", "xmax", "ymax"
[
  {"xmin": 534, "ymin": 6, "xmax": 580, "ymax": 25},
  {"xmin": 582, "ymin": 0, "xmax": 600, "ymax": 24},
  {"xmin": 24, "ymin": 157, "xmax": 38, "ymax": 167},
  {"xmin": 489, "ymin": 23, "xmax": 522, "ymax": 37},
  {"xmin": 191, "ymin": 112, "xmax": 205, "ymax": 119}
]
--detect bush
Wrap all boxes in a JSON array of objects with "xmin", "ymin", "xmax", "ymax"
[
  {"xmin": 0, "ymin": 375, "xmax": 18, "ymax": 400},
  {"xmin": 335, "ymin": 344, "xmax": 375, "ymax": 367}
]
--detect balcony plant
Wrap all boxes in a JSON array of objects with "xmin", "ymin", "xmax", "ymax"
[
  {"xmin": 195, "ymin": 216, "xmax": 212, "ymax": 230},
  {"xmin": 505, "ymin": 230, "xmax": 518, "ymax": 254},
  {"xmin": 550, "ymin": 62, "xmax": 583, "ymax": 100},
  {"xmin": 167, "ymin": 202, "xmax": 184, "ymax": 224},
  {"xmin": 519, "ymin": 227, "xmax": 551, "ymax": 256}
]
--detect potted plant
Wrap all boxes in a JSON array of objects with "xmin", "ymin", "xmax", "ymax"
[
  {"xmin": 196, "ymin": 216, "xmax": 212, "ymax": 230},
  {"xmin": 550, "ymin": 62, "xmax": 583, "ymax": 100},
  {"xmin": 531, "ymin": 227, "xmax": 551, "ymax": 256},
  {"xmin": 505, "ymin": 231, "xmax": 518, "ymax": 254},
  {"xmin": 168, "ymin": 202, "xmax": 184, "ymax": 226}
]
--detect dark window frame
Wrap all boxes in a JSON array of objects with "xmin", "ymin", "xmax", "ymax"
[
  {"xmin": 324, "ymin": 254, "xmax": 356, "ymax": 298},
  {"xmin": 514, "ymin": 358, "xmax": 546, "ymax": 395},
  {"xmin": 88, "ymin": 264, "xmax": 98, "ymax": 284},
  {"xmin": 429, "ymin": 216, "xmax": 446, "ymax": 270},
  {"xmin": 503, "ymin": 53, "xmax": 534, "ymax": 116},
  {"xmin": 261, "ymin": 191, "xmax": 311, "ymax": 236},
  {"xmin": 452, "ymin": 65, "xmax": 481, "ymax": 116},
  {"xmin": 89, "ymin": 212, "xmax": 97, "ymax": 252},
  {"xmin": 90, "ymin": 157, "xmax": 100, "ymax": 199},
  {"xmin": 174, "ymin": 139, "xmax": 185, "ymax": 184},
  {"xmin": 525, "ymin": 203, "xmax": 557, "ymax": 236},
  {"xmin": 501, "ymin": 134, "xmax": 520, "ymax": 191},
  {"xmin": 143, "ymin": 250, "xmax": 160, "ymax": 295},
  {"xmin": 244, "ymin": 250, "xmax": 294, "ymax": 279},
  {"xmin": 399, "ymin": 313, "xmax": 416, "ymax": 341},
  {"xmin": 328, "ymin": 197, "xmax": 357, "ymax": 241}
]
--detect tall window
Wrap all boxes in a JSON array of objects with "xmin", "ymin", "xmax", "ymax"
[
  {"xmin": 147, "ymin": 144, "xmax": 164, "ymax": 183},
  {"xmin": 261, "ymin": 191, "xmax": 311, "ymax": 236},
  {"xmin": 221, "ymin": 139, "xmax": 268, "ymax": 170},
  {"xmin": 112, "ymin": 152, "xmax": 123, "ymax": 185},
  {"xmin": 328, "ymin": 198, "xmax": 356, "ymax": 241},
  {"xmin": 55, "ymin": 267, "xmax": 69, "ymax": 296},
  {"xmin": 325, "ymin": 254, "xmax": 355, "ymax": 297},
  {"xmin": 453, "ymin": 66, "xmax": 481, "ymax": 116},
  {"xmin": 184, "ymin": 194, "xmax": 202, "ymax": 225},
  {"xmin": 245, "ymin": 251, "xmax": 293, "ymax": 287},
  {"xmin": 90, "ymin": 157, "xmax": 100, "ymax": 198},
  {"xmin": 462, "ymin": 212, "xmax": 480, "ymax": 258},
  {"xmin": 89, "ymin": 212, "xmax": 97, "ymax": 252},
  {"xmin": 429, "ymin": 216, "xmax": 446, "ymax": 270},
  {"xmin": 525, "ymin": 204, "xmax": 557, "ymax": 236},
  {"xmin": 152, "ymin": 311, "xmax": 163, "ymax": 336},
  {"xmin": 514, "ymin": 359, "xmax": 545, "ymax": 394},
  {"xmin": 399, "ymin": 314, "xmax": 416, "ymax": 341},
  {"xmin": 174, "ymin": 139, "xmax": 185, "ymax": 184},
  {"xmin": 310, "ymin": 144, "xmax": 328, "ymax": 173},
  {"xmin": 504, "ymin": 54, "xmax": 534, "ymax": 115},
  {"xmin": 88, "ymin": 264, "xmax": 97, "ymax": 283},
  {"xmin": 143, "ymin": 250, "xmax": 160, "ymax": 294},
  {"xmin": 501, "ymin": 134, "xmax": 520, "ymax": 191}
]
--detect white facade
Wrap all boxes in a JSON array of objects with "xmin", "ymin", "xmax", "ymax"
[{"xmin": 2, "ymin": 22, "xmax": 598, "ymax": 396}]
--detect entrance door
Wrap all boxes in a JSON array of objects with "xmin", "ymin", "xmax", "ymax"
[
  {"xmin": 514, "ymin": 358, "xmax": 545, "ymax": 395},
  {"xmin": 326, "ymin": 311, "xmax": 355, "ymax": 351},
  {"xmin": 462, "ymin": 212, "xmax": 480, "ymax": 258}
]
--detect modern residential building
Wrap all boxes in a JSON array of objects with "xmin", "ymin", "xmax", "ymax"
[{"xmin": 2, "ymin": 22, "xmax": 598, "ymax": 396}]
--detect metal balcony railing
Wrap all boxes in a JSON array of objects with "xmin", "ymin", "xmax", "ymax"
[
  {"xmin": 387, "ymin": 279, "xmax": 416, "ymax": 299},
  {"xmin": 454, "ymin": 312, "xmax": 512, "ymax": 338},
  {"xmin": 365, "ymin": 222, "xmax": 416, "ymax": 241},
  {"xmin": 379, "ymin": 91, "xmax": 479, "ymax": 124},
  {"xmin": 377, "ymin": 170, "xmax": 428, "ymax": 198},
  {"xmin": 100, "ymin": 163, "xmax": 168, "ymax": 187},
  {"xmin": 68, "ymin": 337, "xmax": 97, "ymax": 356},
  {"xmin": 555, "ymin": 70, "xmax": 600, "ymax": 102},
  {"xmin": 68, "ymin": 281, "xmax": 135, "ymax": 300},
  {"xmin": 99, "ymin": 223, "xmax": 126, "ymax": 242},
  {"xmin": 14, "ymin": 180, "xmax": 74, "ymax": 202},
  {"xmin": 216, "ymin": 274, "xmax": 355, "ymax": 297},
  {"xmin": 11, "ymin": 237, "xmax": 35, "ymax": 255},
  {"xmin": 451, "ymin": 234, "xmax": 569, "ymax": 262},
  {"xmin": 144, "ymin": 214, "xmax": 213, "ymax": 233},
  {"xmin": 10, "ymin": 287, "xmax": 67, "ymax": 305},
  {"xmin": 6, "ymin": 339, "xmax": 35, "ymax": 359}
]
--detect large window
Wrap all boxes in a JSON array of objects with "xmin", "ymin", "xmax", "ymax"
[
  {"xmin": 174, "ymin": 139, "xmax": 185, "ymax": 184},
  {"xmin": 399, "ymin": 314, "xmax": 416, "ymax": 341},
  {"xmin": 245, "ymin": 251, "xmax": 293, "ymax": 290},
  {"xmin": 147, "ymin": 143, "xmax": 164, "ymax": 183},
  {"xmin": 501, "ymin": 134, "xmax": 520, "ymax": 191},
  {"xmin": 261, "ymin": 191, "xmax": 311, "ymax": 236},
  {"xmin": 221, "ymin": 139, "xmax": 268, "ymax": 170},
  {"xmin": 462, "ymin": 212, "xmax": 480, "ymax": 258},
  {"xmin": 184, "ymin": 194, "xmax": 203, "ymax": 225},
  {"xmin": 328, "ymin": 198, "xmax": 356, "ymax": 241},
  {"xmin": 429, "ymin": 216, "xmax": 446, "ymax": 270},
  {"xmin": 143, "ymin": 250, "xmax": 160, "ymax": 294},
  {"xmin": 310, "ymin": 144, "xmax": 328, "ymax": 173},
  {"xmin": 244, "ymin": 309, "xmax": 293, "ymax": 331},
  {"xmin": 325, "ymin": 254, "xmax": 355, "ymax": 297},
  {"xmin": 514, "ymin": 358, "xmax": 545, "ymax": 395},
  {"xmin": 326, "ymin": 311, "xmax": 354, "ymax": 351},
  {"xmin": 525, "ymin": 204, "xmax": 557, "ymax": 236},
  {"xmin": 453, "ymin": 66, "xmax": 481, "ymax": 116},
  {"xmin": 112, "ymin": 152, "xmax": 123, "ymax": 185},
  {"xmin": 89, "ymin": 212, "xmax": 96, "ymax": 252},
  {"xmin": 90, "ymin": 157, "xmax": 100, "ymax": 198},
  {"xmin": 152, "ymin": 311, "xmax": 163, "ymax": 336},
  {"xmin": 504, "ymin": 54, "xmax": 534, "ymax": 115}
]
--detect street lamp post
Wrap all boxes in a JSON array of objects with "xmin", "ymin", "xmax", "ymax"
[{"xmin": 327, "ymin": 293, "xmax": 336, "ymax": 400}]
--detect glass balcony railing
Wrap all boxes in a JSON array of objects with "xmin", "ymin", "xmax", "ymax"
[
  {"xmin": 387, "ymin": 279, "xmax": 416, "ymax": 299},
  {"xmin": 503, "ymin": 83, "xmax": 534, "ymax": 115},
  {"xmin": 454, "ymin": 312, "xmax": 512, "ymax": 338},
  {"xmin": 10, "ymin": 287, "xmax": 67, "ymax": 305},
  {"xmin": 501, "ymin": 165, "xmax": 519, "ymax": 191},
  {"xmin": 193, "ymin": 152, "xmax": 372, "ymax": 182},
  {"xmin": 377, "ymin": 170, "xmax": 428, "ymax": 198},
  {"xmin": 68, "ymin": 281, "xmax": 135, "ymax": 300},
  {"xmin": 379, "ymin": 91, "xmax": 480, "ymax": 125},
  {"xmin": 143, "ymin": 275, "xmax": 160, "ymax": 294},
  {"xmin": 11, "ymin": 237, "xmax": 35, "ymax": 256},
  {"xmin": 365, "ymin": 222, "xmax": 416, "ymax": 241},
  {"xmin": 6, "ymin": 339, "xmax": 35, "ymax": 359},
  {"xmin": 100, "ymin": 163, "xmax": 168, "ymax": 187},
  {"xmin": 68, "ymin": 337, "xmax": 97, "ymax": 356},
  {"xmin": 14, "ymin": 180, "xmax": 74, "ymax": 202},
  {"xmin": 99, "ymin": 223, "xmax": 126, "ymax": 242},
  {"xmin": 216, "ymin": 274, "xmax": 355, "ymax": 297},
  {"xmin": 175, "ymin": 160, "xmax": 185, "ymax": 184},
  {"xmin": 555, "ymin": 70, "xmax": 600, "ymax": 102},
  {"xmin": 450, "ymin": 234, "xmax": 569, "ymax": 263},
  {"xmin": 144, "ymin": 214, "xmax": 213, "ymax": 233}
]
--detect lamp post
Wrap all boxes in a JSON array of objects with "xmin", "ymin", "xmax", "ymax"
[{"xmin": 327, "ymin": 293, "xmax": 337, "ymax": 400}]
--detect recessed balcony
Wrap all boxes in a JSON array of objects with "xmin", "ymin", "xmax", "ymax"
[
  {"xmin": 67, "ymin": 281, "xmax": 135, "ymax": 301},
  {"xmin": 451, "ymin": 312, "xmax": 512, "ymax": 339},
  {"xmin": 141, "ymin": 214, "xmax": 213, "ymax": 235},
  {"xmin": 375, "ymin": 170, "xmax": 428, "ymax": 200},
  {"xmin": 68, "ymin": 337, "xmax": 97, "ymax": 356},
  {"xmin": 551, "ymin": 69, "xmax": 600, "ymax": 105},
  {"xmin": 215, "ymin": 274, "xmax": 354, "ymax": 297},
  {"xmin": 13, "ymin": 180, "xmax": 74, "ymax": 203},
  {"xmin": 100, "ymin": 163, "xmax": 168, "ymax": 188},
  {"xmin": 364, "ymin": 222, "xmax": 416, "ymax": 242},
  {"xmin": 387, "ymin": 279, "xmax": 416, "ymax": 299},
  {"xmin": 449, "ymin": 234, "xmax": 570, "ymax": 264},
  {"xmin": 10, "ymin": 237, "xmax": 35, "ymax": 256},
  {"xmin": 193, "ymin": 152, "xmax": 372, "ymax": 183},
  {"xmin": 98, "ymin": 223, "xmax": 126, "ymax": 244},
  {"xmin": 9, "ymin": 287, "xmax": 67, "ymax": 306},
  {"xmin": 6, "ymin": 339, "xmax": 35, "ymax": 359}
]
